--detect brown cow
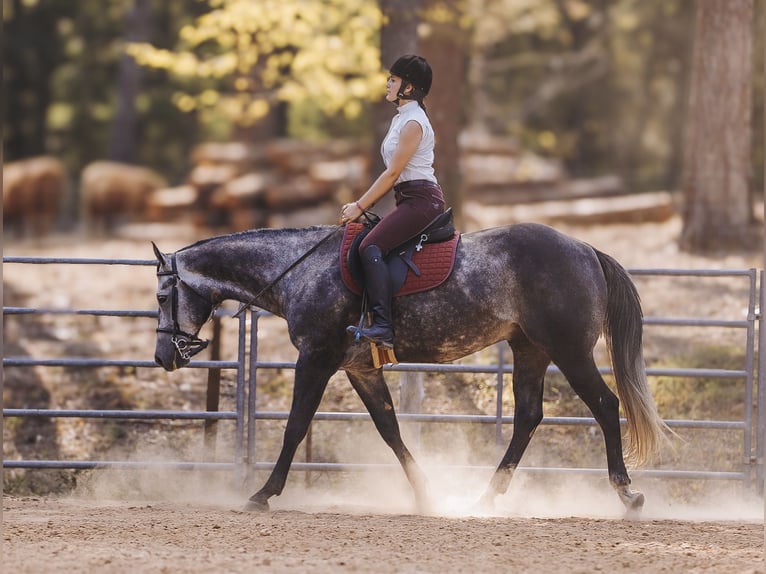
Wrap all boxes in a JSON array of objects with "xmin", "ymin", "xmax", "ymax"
[
  {"xmin": 3, "ymin": 156, "xmax": 68, "ymax": 238},
  {"xmin": 80, "ymin": 161, "xmax": 166, "ymax": 233}
]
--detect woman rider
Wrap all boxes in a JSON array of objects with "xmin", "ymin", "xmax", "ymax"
[{"xmin": 340, "ymin": 55, "xmax": 446, "ymax": 348}]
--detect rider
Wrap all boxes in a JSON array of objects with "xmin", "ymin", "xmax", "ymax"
[{"xmin": 340, "ymin": 54, "xmax": 446, "ymax": 348}]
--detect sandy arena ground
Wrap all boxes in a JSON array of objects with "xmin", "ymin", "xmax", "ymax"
[
  {"xmin": 3, "ymin": 212, "xmax": 765, "ymax": 573},
  {"xmin": 3, "ymin": 490, "xmax": 763, "ymax": 574}
]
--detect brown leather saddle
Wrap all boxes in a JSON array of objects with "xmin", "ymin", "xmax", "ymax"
[{"xmin": 340, "ymin": 208, "xmax": 460, "ymax": 297}]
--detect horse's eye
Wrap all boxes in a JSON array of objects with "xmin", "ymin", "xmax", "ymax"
[{"xmin": 157, "ymin": 294, "xmax": 168, "ymax": 304}]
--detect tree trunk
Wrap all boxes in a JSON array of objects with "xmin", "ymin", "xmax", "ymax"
[
  {"xmin": 420, "ymin": 0, "xmax": 468, "ymax": 225},
  {"xmin": 109, "ymin": 0, "xmax": 152, "ymax": 164},
  {"xmin": 4, "ymin": 0, "xmax": 60, "ymax": 159},
  {"xmin": 371, "ymin": 0, "xmax": 422, "ymax": 215},
  {"xmin": 680, "ymin": 0, "xmax": 756, "ymax": 252}
]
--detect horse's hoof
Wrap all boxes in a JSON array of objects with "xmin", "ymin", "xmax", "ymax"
[
  {"xmin": 243, "ymin": 496, "xmax": 270, "ymax": 512},
  {"xmin": 415, "ymin": 497, "xmax": 435, "ymax": 516},
  {"xmin": 617, "ymin": 488, "xmax": 645, "ymax": 512},
  {"xmin": 474, "ymin": 491, "xmax": 496, "ymax": 514}
]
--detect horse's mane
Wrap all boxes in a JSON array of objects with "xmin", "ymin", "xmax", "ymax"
[{"xmin": 176, "ymin": 225, "xmax": 335, "ymax": 253}]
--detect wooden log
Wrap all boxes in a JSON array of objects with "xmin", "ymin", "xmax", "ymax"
[
  {"xmin": 190, "ymin": 142, "xmax": 266, "ymax": 170},
  {"xmin": 308, "ymin": 156, "xmax": 368, "ymax": 194},
  {"xmin": 468, "ymin": 175, "xmax": 624, "ymax": 205},
  {"xmin": 264, "ymin": 139, "xmax": 327, "ymax": 174},
  {"xmin": 186, "ymin": 163, "xmax": 240, "ymax": 191},
  {"xmin": 262, "ymin": 176, "xmax": 336, "ymax": 210},
  {"xmin": 209, "ymin": 172, "xmax": 270, "ymax": 209},
  {"xmin": 458, "ymin": 131, "xmax": 522, "ymax": 155},
  {"xmin": 146, "ymin": 185, "xmax": 198, "ymax": 222},
  {"xmin": 265, "ymin": 202, "xmax": 339, "ymax": 228},
  {"xmin": 462, "ymin": 191, "xmax": 677, "ymax": 230},
  {"xmin": 461, "ymin": 152, "xmax": 564, "ymax": 189}
]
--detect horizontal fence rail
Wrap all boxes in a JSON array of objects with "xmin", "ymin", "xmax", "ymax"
[
  {"xmin": 3, "ymin": 256, "xmax": 249, "ymax": 484},
  {"xmin": 2, "ymin": 257, "xmax": 764, "ymax": 495}
]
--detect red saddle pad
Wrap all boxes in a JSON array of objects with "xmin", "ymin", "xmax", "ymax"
[{"xmin": 340, "ymin": 222, "xmax": 460, "ymax": 297}]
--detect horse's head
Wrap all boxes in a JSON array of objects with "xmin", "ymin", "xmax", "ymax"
[{"xmin": 153, "ymin": 242, "xmax": 214, "ymax": 371}]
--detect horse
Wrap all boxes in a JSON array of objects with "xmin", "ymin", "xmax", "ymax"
[{"xmin": 152, "ymin": 221, "xmax": 669, "ymax": 514}]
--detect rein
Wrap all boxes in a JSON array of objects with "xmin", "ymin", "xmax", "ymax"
[
  {"xmin": 156, "ymin": 253, "xmax": 211, "ymax": 361},
  {"xmin": 232, "ymin": 223, "xmax": 346, "ymax": 318}
]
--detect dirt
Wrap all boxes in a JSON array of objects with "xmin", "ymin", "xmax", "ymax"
[
  {"xmin": 3, "ymin": 493, "xmax": 763, "ymax": 574},
  {"xmin": 3, "ymin": 213, "xmax": 765, "ymax": 573}
]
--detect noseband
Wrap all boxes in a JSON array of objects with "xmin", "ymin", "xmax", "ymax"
[{"xmin": 156, "ymin": 254, "xmax": 211, "ymax": 361}]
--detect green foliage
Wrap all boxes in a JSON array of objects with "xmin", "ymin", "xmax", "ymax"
[
  {"xmin": 4, "ymin": 0, "xmax": 762, "ymax": 197},
  {"xmin": 126, "ymin": 0, "xmax": 386, "ymax": 132},
  {"xmin": 468, "ymin": 0, "xmax": 700, "ymax": 190}
]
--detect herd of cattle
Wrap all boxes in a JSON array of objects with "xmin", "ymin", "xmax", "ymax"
[{"xmin": 2, "ymin": 140, "xmax": 370, "ymax": 238}]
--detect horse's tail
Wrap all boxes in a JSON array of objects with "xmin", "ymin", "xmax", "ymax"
[{"xmin": 595, "ymin": 249, "xmax": 670, "ymax": 466}]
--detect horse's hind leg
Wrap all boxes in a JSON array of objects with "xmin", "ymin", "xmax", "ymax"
[
  {"xmin": 346, "ymin": 369, "xmax": 430, "ymax": 513},
  {"xmin": 479, "ymin": 335, "xmax": 550, "ymax": 510},
  {"xmin": 554, "ymin": 353, "xmax": 644, "ymax": 511}
]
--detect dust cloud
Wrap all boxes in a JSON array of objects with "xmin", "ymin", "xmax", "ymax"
[{"xmin": 76, "ymin": 424, "xmax": 763, "ymax": 525}]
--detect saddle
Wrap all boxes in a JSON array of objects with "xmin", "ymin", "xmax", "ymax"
[{"xmin": 340, "ymin": 208, "xmax": 460, "ymax": 297}]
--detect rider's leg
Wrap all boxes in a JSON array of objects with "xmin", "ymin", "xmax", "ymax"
[{"xmin": 347, "ymin": 244, "xmax": 394, "ymax": 346}]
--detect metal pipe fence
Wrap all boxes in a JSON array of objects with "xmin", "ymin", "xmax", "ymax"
[{"xmin": 2, "ymin": 257, "xmax": 764, "ymax": 493}]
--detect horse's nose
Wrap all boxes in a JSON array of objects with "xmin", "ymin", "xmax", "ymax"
[{"xmin": 155, "ymin": 354, "xmax": 166, "ymax": 369}]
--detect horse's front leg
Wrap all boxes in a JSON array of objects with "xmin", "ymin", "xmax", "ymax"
[
  {"xmin": 244, "ymin": 350, "xmax": 339, "ymax": 512},
  {"xmin": 346, "ymin": 369, "xmax": 431, "ymax": 514}
]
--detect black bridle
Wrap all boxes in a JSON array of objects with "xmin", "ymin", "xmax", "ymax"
[{"xmin": 156, "ymin": 253, "xmax": 212, "ymax": 361}]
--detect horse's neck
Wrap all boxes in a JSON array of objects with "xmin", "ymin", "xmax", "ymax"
[{"xmin": 181, "ymin": 228, "xmax": 327, "ymax": 313}]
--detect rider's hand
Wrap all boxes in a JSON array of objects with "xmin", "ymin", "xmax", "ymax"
[{"xmin": 340, "ymin": 202, "xmax": 363, "ymax": 224}]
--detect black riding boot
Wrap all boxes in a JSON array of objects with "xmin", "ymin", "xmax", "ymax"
[{"xmin": 347, "ymin": 245, "xmax": 394, "ymax": 347}]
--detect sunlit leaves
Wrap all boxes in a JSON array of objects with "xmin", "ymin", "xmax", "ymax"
[{"xmin": 127, "ymin": 0, "xmax": 384, "ymax": 127}]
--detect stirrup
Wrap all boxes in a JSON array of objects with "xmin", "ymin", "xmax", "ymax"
[{"xmin": 370, "ymin": 342, "xmax": 398, "ymax": 368}]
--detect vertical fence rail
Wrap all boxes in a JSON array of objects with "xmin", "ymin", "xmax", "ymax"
[{"xmin": 759, "ymin": 270, "xmax": 766, "ymax": 492}]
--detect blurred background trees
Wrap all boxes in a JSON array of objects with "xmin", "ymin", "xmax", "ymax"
[{"xmin": 3, "ymin": 0, "xmax": 763, "ymax": 250}]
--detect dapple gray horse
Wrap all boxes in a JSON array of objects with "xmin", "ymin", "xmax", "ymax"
[{"xmin": 152, "ymin": 222, "xmax": 668, "ymax": 513}]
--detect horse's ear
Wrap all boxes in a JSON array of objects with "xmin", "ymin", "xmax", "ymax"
[{"xmin": 152, "ymin": 241, "xmax": 166, "ymax": 266}]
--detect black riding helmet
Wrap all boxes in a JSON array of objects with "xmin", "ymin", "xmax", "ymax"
[{"xmin": 390, "ymin": 55, "xmax": 432, "ymax": 103}]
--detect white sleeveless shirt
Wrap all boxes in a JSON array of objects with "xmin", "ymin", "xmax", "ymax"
[{"xmin": 380, "ymin": 101, "xmax": 438, "ymax": 185}]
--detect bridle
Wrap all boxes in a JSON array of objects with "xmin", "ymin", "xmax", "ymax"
[
  {"xmin": 155, "ymin": 223, "xmax": 346, "ymax": 358},
  {"xmin": 156, "ymin": 253, "xmax": 212, "ymax": 361}
]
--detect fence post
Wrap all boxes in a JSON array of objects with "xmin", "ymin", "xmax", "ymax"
[
  {"xmin": 203, "ymin": 314, "xmax": 222, "ymax": 457},
  {"xmin": 759, "ymin": 271, "xmax": 765, "ymax": 496},
  {"xmin": 246, "ymin": 308, "xmax": 259, "ymax": 491},
  {"xmin": 495, "ymin": 342, "xmax": 506, "ymax": 455}
]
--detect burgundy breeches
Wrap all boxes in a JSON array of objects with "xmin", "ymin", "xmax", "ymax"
[{"xmin": 359, "ymin": 180, "xmax": 446, "ymax": 255}]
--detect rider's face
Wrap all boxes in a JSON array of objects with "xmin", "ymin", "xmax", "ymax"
[{"xmin": 386, "ymin": 74, "xmax": 403, "ymax": 102}]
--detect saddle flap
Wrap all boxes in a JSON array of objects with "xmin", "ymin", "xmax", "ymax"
[{"xmin": 341, "ymin": 222, "xmax": 460, "ymax": 297}]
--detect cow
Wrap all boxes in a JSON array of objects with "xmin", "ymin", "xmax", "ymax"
[
  {"xmin": 3, "ymin": 156, "xmax": 68, "ymax": 238},
  {"xmin": 80, "ymin": 161, "xmax": 167, "ymax": 233}
]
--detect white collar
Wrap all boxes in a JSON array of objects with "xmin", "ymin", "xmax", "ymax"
[{"xmin": 396, "ymin": 100, "xmax": 419, "ymax": 113}]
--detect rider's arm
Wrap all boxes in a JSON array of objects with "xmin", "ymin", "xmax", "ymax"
[{"xmin": 345, "ymin": 120, "xmax": 423, "ymax": 218}]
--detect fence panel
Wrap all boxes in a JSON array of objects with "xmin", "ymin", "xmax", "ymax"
[
  {"xmin": 3, "ymin": 257, "xmax": 249, "ymax": 486},
  {"xmin": 3, "ymin": 257, "xmax": 763, "ymax": 494}
]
